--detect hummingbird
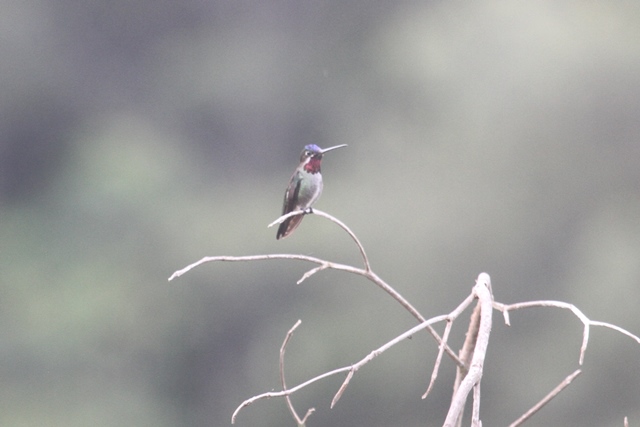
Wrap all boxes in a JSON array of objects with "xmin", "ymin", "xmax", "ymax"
[{"xmin": 276, "ymin": 144, "xmax": 347, "ymax": 239}]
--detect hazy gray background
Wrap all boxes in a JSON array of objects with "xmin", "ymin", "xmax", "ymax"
[{"xmin": 2, "ymin": 1, "xmax": 639, "ymax": 426}]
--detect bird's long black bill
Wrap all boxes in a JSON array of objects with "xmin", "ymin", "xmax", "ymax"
[{"xmin": 320, "ymin": 144, "xmax": 347, "ymax": 154}]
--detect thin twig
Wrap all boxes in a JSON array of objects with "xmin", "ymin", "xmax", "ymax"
[
  {"xmin": 169, "ymin": 254, "xmax": 418, "ymax": 319},
  {"xmin": 169, "ymin": 254, "xmax": 327, "ymax": 281},
  {"xmin": 231, "ymin": 366, "xmax": 351, "ymax": 424},
  {"xmin": 423, "ymin": 292, "xmax": 476, "ymax": 399},
  {"xmin": 508, "ymin": 369, "xmax": 582, "ymax": 427},
  {"xmin": 330, "ymin": 313, "xmax": 449, "ymax": 407},
  {"xmin": 280, "ymin": 320, "xmax": 315, "ymax": 425},
  {"xmin": 423, "ymin": 318, "xmax": 453, "ymax": 399}
]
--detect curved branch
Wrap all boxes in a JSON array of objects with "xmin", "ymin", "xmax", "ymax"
[
  {"xmin": 268, "ymin": 208, "xmax": 371, "ymax": 271},
  {"xmin": 494, "ymin": 299, "xmax": 640, "ymax": 365},
  {"xmin": 231, "ymin": 366, "xmax": 351, "ymax": 424},
  {"xmin": 280, "ymin": 320, "xmax": 315, "ymax": 425},
  {"xmin": 168, "ymin": 254, "xmax": 328, "ymax": 281}
]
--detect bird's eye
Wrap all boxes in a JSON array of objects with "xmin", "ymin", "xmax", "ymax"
[{"xmin": 305, "ymin": 151, "xmax": 312, "ymax": 156}]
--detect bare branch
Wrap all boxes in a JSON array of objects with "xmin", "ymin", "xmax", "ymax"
[
  {"xmin": 232, "ymin": 313, "xmax": 449, "ymax": 423},
  {"xmin": 278, "ymin": 320, "xmax": 315, "ymax": 426},
  {"xmin": 168, "ymin": 253, "xmax": 419, "ymax": 319},
  {"xmin": 231, "ymin": 365, "xmax": 351, "ymax": 424},
  {"xmin": 268, "ymin": 208, "xmax": 371, "ymax": 271},
  {"xmin": 363, "ymin": 270, "xmax": 464, "ymax": 367},
  {"xmin": 422, "ymin": 318, "xmax": 453, "ymax": 400},
  {"xmin": 472, "ymin": 381, "xmax": 481, "ymax": 427},
  {"xmin": 310, "ymin": 209, "xmax": 371, "ymax": 272},
  {"xmin": 508, "ymin": 369, "xmax": 582, "ymax": 427},
  {"xmin": 444, "ymin": 273, "xmax": 493, "ymax": 427},
  {"xmin": 451, "ymin": 301, "xmax": 482, "ymax": 427},
  {"xmin": 423, "ymin": 292, "xmax": 476, "ymax": 399},
  {"xmin": 169, "ymin": 254, "xmax": 327, "ymax": 281},
  {"xmin": 494, "ymin": 300, "xmax": 640, "ymax": 365},
  {"xmin": 330, "ymin": 313, "xmax": 449, "ymax": 407},
  {"xmin": 590, "ymin": 321, "xmax": 640, "ymax": 345},
  {"xmin": 297, "ymin": 264, "xmax": 329, "ymax": 283}
]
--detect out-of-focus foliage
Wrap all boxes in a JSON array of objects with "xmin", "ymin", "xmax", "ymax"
[{"xmin": 1, "ymin": 1, "xmax": 639, "ymax": 426}]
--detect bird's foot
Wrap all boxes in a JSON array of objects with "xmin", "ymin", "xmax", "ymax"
[{"xmin": 304, "ymin": 207, "xmax": 314, "ymax": 215}]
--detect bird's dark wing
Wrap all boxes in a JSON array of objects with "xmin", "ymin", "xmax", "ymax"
[
  {"xmin": 277, "ymin": 175, "xmax": 303, "ymax": 239},
  {"xmin": 281, "ymin": 173, "xmax": 301, "ymax": 215}
]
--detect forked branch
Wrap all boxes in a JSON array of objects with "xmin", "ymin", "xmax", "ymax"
[
  {"xmin": 232, "ymin": 311, "xmax": 452, "ymax": 423},
  {"xmin": 494, "ymin": 300, "xmax": 640, "ymax": 365},
  {"xmin": 169, "ymin": 211, "xmax": 466, "ymax": 369}
]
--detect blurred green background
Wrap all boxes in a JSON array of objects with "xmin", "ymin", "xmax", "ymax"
[{"xmin": 2, "ymin": 1, "xmax": 640, "ymax": 426}]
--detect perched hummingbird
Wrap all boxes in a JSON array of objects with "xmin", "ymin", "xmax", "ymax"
[{"xmin": 276, "ymin": 144, "xmax": 347, "ymax": 239}]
